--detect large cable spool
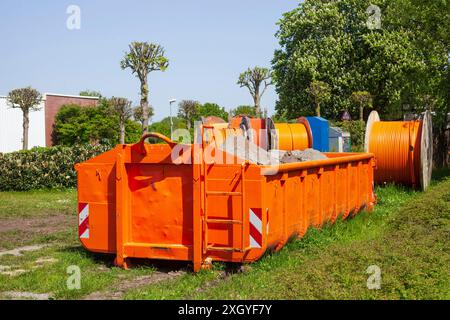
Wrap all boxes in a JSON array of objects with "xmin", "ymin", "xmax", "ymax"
[
  {"xmin": 267, "ymin": 117, "xmax": 313, "ymax": 151},
  {"xmin": 230, "ymin": 116, "xmax": 268, "ymax": 150},
  {"xmin": 365, "ymin": 110, "xmax": 433, "ymax": 190}
]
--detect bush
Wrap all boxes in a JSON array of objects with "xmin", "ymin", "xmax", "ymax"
[
  {"xmin": 0, "ymin": 144, "xmax": 112, "ymax": 191},
  {"xmin": 333, "ymin": 120, "xmax": 366, "ymax": 152},
  {"xmin": 53, "ymin": 102, "xmax": 142, "ymax": 146}
]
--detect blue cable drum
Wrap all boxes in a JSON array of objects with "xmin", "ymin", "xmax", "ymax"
[{"xmin": 306, "ymin": 117, "xmax": 330, "ymax": 152}]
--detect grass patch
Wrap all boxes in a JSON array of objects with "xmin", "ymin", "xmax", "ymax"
[
  {"xmin": 1, "ymin": 170, "xmax": 449, "ymax": 300},
  {"xmin": 0, "ymin": 189, "xmax": 77, "ymax": 219},
  {"xmin": 125, "ymin": 170, "xmax": 450, "ymax": 300}
]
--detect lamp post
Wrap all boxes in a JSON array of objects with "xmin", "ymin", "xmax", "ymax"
[{"xmin": 169, "ymin": 99, "xmax": 177, "ymax": 140}]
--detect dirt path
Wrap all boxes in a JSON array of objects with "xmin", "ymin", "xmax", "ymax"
[
  {"xmin": 0, "ymin": 214, "xmax": 75, "ymax": 234},
  {"xmin": 0, "ymin": 214, "xmax": 75, "ymax": 249},
  {"xmin": 84, "ymin": 270, "xmax": 186, "ymax": 300}
]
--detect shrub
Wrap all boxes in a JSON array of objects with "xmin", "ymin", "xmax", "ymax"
[
  {"xmin": 0, "ymin": 144, "xmax": 112, "ymax": 191},
  {"xmin": 52, "ymin": 102, "xmax": 142, "ymax": 146},
  {"xmin": 333, "ymin": 120, "xmax": 366, "ymax": 152}
]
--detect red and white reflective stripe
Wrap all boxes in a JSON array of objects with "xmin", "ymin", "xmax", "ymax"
[
  {"xmin": 78, "ymin": 203, "xmax": 90, "ymax": 239},
  {"xmin": 249, "ymin": 208, "xmax": 263, "ymax": 248}
]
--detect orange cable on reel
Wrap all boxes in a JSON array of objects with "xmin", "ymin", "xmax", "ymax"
[
  {"xmin": 267, "ymin": 117, "xmax": 313, "ymax": 151},
  {"xmin": 365, "ymin": 111, "xmax": 433, "ymax": 190}
]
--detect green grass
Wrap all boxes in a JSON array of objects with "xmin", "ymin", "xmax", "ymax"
[
  {"xmin": 125, "ymin": 170, "xmax": 450, "ymax": 300},
  {"xmin": 0, "ymin": 170, "xmax": 449, "ymax": 300},
  {"xmin": 0, "ymin": 189, "xmax": 77, "ymax": 219},
  {"xmin": 0, "ymin": 189, "xmax": 154, "ymax": 299}
]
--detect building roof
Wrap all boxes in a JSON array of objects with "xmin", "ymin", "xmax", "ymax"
[
  {"xmin": 0, "ymin": 93, "xmax": 100, "ymax": 100},
  {"xmin": 44, "ymin": 93, "xmax": 99, "ymax": 100}
]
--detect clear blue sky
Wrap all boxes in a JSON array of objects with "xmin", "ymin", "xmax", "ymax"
[{"xmin": 0, "ymin": 0, "xmax": 300, "ymax": 121}]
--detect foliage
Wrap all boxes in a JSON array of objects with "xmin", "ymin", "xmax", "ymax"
[
  {"xmin": 52, "ymin": 103, "xmax": 141, "ymax": 146},
  {"xmin": 350, "ymin": 91, "xmax": 373, "ymax": 121},
  {"xmin": 307, "ymin": 81, "xmax": 331, "ymax": 117},
  {"xmin": 79, "ymin": 90, "xmax": 102, "ymax": 98},
  {"xmin": 177, "ymin": 100, "xmax": 200, "ymax": 129},
  {"xmin": 133, "ymin": 105, "xmax": 154, "ymax": 126},
  {"xmin": 237, "ymin": 66, "xmax": 273, "ymax": 116},
  {"xmin": 272, "ymin": 0, "xmax": 449, "ymax": 122},
  {"xmin": 231, "ymin": 105, "xmax": 257, "ymax": 118},
  {"xmin": 333, "ymin": 120, "xmax": 366, "ymax": 151},
  {"xmin": 7, "ymin": 87, "xmax": 43, "ymax": 150},
  {"xmin": 121, "ymin": 42, "xmax": 169, "ymax": 133},
  {"xmin": 108, "ymin": 97, "xmax": 133, "ymax": 144},
  {"xmin": 0, "ymin": 144, "xmax": 112, "ymax": 191},
  {"xmin": 195, "ymin": 103, "xmax": 229, "ymax": 122},
  {"xmin": 148, "ymin": 117, "xmax": 188, "ymax": 143}
]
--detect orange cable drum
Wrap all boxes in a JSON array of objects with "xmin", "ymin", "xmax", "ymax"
[
  {"xmin": 268, "ymin": 117, "xmax": 313, "ymax": 151},
  {"xmin": 365, "ymin": 110, "xmax": 433, "ymax": 190}
]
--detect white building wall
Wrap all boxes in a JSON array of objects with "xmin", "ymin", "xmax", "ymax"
[{"xmin": 0, "ymin": 96, "xmax": 46, "ymax": 153}]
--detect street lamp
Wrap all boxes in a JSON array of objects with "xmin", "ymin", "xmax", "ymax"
[{"xmin": 169, "ymin": 98, "xmax": 177, "ymax": 140}]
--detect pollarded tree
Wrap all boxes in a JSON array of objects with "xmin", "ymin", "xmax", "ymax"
[
  {"xmin": 121, "ymin": 42, "xmax": 169, "ymax": 133},
  {"xmin": 109, "ymin": 97, "xmax": 133, "ymax": 144},
  {"xmin": 350, "ymin": 91, "xmax": 373, "ymax": 121},
  {"xmin": 307, "ymin": 81, "xmax": 331, "ymax": 117},
  {"xmin": 178, "ymin": 100, "xmax": 200, "ymax": 130},
  {"xmin": 237, "ymin": 67, "xmax": 272, "ymax": 117},
  {"xmin": 133, "ymin": 105, "xmax": 154, "ymax": 129},
  {"xmin": 7, "ymin": 87, "xmax": 42, "ymax": 150}
]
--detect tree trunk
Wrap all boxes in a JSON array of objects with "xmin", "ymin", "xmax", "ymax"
[
  {"xmin": 254, "ymin": 88, "xmax": 261, "ymax": 117},
  {"xmin": 140, "ymin": 75, "xmax": 149, "ymax": 134},
  {"xmin": 119, "ymin": 120, "xmax": 125, "ymax": 144},
  {"xmin": 22, "ymin": 108, "xmax": 29, "ymax": 150},
  {"xmin": 22, "ymin": 109, "xmax": 30, "ymax": 150},
  {"xmin": 315, "ymin": 101, "xmax": 321, "ymax": 117}
]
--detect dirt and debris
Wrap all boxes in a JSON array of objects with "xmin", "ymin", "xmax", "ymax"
[
  {"xmin": 0, "ymin": 244, "xmax": 48, "ymax": 257},
  {"xmin": 0, "ymin": 214, "xmax": 74, "ymax": 235},
  {"xmin": 0, "ymin": 291, "xmax": 52, "ymax": 300},
  {"xmin": 280, "ymin": 149, "xmax": 328, "ymax": 163},
  {"xmin": 84, "ymin": 270, "xmax": 186, "ymax": 300},
  {"xmin": 218, "ymin": 135, "xmax": 327, "ymax": 165}
]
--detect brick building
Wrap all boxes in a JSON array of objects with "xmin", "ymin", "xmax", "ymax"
[{"xmin": 0, "ymin": 93, "xmax": 98, "ymax": 153}]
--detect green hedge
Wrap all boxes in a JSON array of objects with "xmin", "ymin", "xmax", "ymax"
[
  {"xmin": 0, "ymin": 144, "xmax": 112, "ymax": 191},
  {"xmin": 333, "ymin": 120, "xmax": 366, "ymax": 152}
]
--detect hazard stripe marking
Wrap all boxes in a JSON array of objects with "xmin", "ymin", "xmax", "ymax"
[
  {"xmin": 78, "ymin": 203, "xmax": 89, "ymax": 239},
  {"xmin": 249, "ymin": 208, "xmax": 263, "ymax": 248}
]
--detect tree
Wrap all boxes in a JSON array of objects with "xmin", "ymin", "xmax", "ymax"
[
  {"xmin": 350, "ymin": 91, "xmax": 373, "ymax": 121},
  {"xmin": 307, "ymin": 81, "xmax": 331, "ymax": 117},
  {"xmin": 121, "ymin": 42, "xmax": 169, "ymax": 133},
  {"xmin": 148, "ymin": 117, "xmax": 188, "ymax": 142},
  {"xmin": 231, "ymin": 105, "xmax": 257, "ymax": 117},
  {"xmin": 109, "ymin": 97, "xmax": 133, "ymax": 144},
  {"xmin": 133, "ymin": 105, "xmax": 154, "ymax": 128},
  {"xmin": 272, "ymin": 0, "xmax": 448, "ymax": 122},
  {"xmin": 237, "ymin": 67, "xmax": 272, "ymax": 117},
  {"xmin": 53, "ymin": 104, "xmax": 141, "ymax": 146},
  {"xmin": 7, "ymin": 87, "xmax": 42, "ymax": 150},
  {"xmin": 178, "ymin": 100, "xmax": 200, "ymax": 130},
  {"xmin": 79, "ymin": 90, "xmax": 102, "ymax": 98},
  {"xmin": 195, "ymin": 103, "xmax": 229, "ymax": 122}
]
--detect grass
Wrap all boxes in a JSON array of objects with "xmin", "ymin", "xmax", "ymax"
[
  {"xmin": 125, "ymin": 169, "xmax": 450, "ymax": 300},
  {"xmin": 0, "ymin": 188, "xmax": 154, "ymax": 299},
  {"xmin": 0, "ymin": 169, "xmax": 449, "ymax": 300},
  {"xmin": 0, "ymin": 189, "xmax": 77, "ymax": 218}
]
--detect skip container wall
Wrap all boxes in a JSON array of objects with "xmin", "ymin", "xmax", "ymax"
[{"xmin": 75, "ymin": 133, "xmax": 376, "ymax": 271}]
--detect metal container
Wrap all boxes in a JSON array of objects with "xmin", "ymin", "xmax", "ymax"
[{"xmin": 76, "ymin": 130, "xmax": 376, "ymax": 271}]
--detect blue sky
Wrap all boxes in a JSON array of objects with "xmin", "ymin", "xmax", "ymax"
[{"xmin": 0, "ymin": 0, "xmax": 299, "ymax": 121}]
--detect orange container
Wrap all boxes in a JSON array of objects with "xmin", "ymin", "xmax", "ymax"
[{"xmin": 75, "ymin": 131, "xmax": 376, "ymax": 271}]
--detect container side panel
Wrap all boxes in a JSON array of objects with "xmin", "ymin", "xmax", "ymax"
[
  {"xmin": 77, "ymin": 163, "xmax": 116, "ymax": 253},
  {"xmin": 127, "ymin": 164, "xmax": 193, "ymax": 246}
]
